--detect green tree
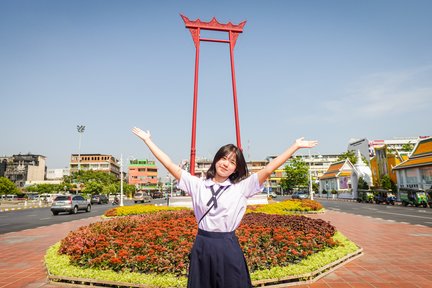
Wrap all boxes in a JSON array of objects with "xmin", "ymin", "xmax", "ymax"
[
  {"xmin": 280, "ymin": 157, "xmax": 309, "ymax": 192},
  {"xmin": 357, "ymin": 177, "xmax": 369, "ymax": 190},
  {"xmin": 380, "ymin": 175, "xmax": 397, "ymax": 192},
  {"xmin": 401, "ymin": 143, "xmax": 414, "ymax": 152},
  {"xmin": 312, "ymin": 182, "xmax": 319, "ymax": 193},
  {"xmin": 338, "ymin": 150, "xmax": 368, "ymax": 164},
  {"xmin": 83, "ymin": 182, "xmax": 104, "ymax": 195},
  {"xmin": 26, "ymin": 183, "xmax": 63, "ymax": 194},
  {"xmin": 64, "ymin": 170, "xmax": 118, "ymax": 186},
  {"xmin": 102, "ymin": 182, "xmax": 135, "ymax": 198},
  {"xmin": 0, "ymin": 177, "xmax": 20, "ymax": 195},
  {"xmin": 337, "ymin": 150, "xmax": 357, "ymax": 164}
]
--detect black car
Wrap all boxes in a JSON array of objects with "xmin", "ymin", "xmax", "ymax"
[
  {"xmin": 151, "ymin": 191, "xmax": 164, "ymax": 199},
  {"xmin": 90, "ymin": 194, "xmax": 109, "ymax": 204}
]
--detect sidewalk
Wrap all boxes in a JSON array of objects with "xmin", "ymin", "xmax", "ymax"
[{"xmin": 0, "ymin": 210, "xmax": 431, "ymax": 288}]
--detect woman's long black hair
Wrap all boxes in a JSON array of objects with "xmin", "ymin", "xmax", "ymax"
[{"xmin": 206, "ymin": 144, "xmax": 248, "ymax": 184}]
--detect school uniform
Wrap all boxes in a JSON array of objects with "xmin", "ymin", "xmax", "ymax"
[{"xmin": 178, "ymin": 171, "xmax": 263, "ymax": 288}]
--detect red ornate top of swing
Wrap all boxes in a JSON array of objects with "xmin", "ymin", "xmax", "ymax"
[{"xmin": 180, "ymin": 14, "xmax": 246, "ymax": 32}]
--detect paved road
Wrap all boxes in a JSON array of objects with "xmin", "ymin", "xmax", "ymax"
[
  {"xmin": 2, "ymin": 196, "xmax": 431, "ymax": 235},
  {"xmin": 0, "ymin": 203, "xmax": 110, "ymax": 234}
]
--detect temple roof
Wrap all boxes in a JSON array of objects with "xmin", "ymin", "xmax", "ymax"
[{"xmin": 393, "ymin": 137, "xmax": 432, "ymax": 170}]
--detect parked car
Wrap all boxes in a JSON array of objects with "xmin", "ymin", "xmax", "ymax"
[
  {"xmin": 51, "ymin": 195, "xmax": 91, "ymax": 215},
  {"xmin": 151, "ymin": 191, "xmax": 164, "ymax": 199},
  {"xmin": 90, "ymin": 194, "xmax": 109, "ymax": 205},
  {"xmin": 133, "ymin": 191, "xmax": 152, "ymax": 203},
  {"xmin": 291, "ymin": 191, "xmax": 309, "ymax": 200}
]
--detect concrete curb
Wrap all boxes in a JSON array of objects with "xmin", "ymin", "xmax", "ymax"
[{"xmin": 0, "ymin": 204, "xmax": 51, "ymax": 212}]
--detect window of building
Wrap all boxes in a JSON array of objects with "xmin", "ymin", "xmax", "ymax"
[
  {"xmin": 420, "ymin": 167, "xmax": 432, "ymax": 184},
  {"xmin": 406, "ymin": 169, "xmax": 418, "ymax": 184}
]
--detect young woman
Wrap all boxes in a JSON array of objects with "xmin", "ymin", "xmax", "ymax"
[{"xmin": 132, "ymin": 127, "xmax": 318, "ymax": 288}]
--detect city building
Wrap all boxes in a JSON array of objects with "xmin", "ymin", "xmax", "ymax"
[
  {"xmin": 348, "ymin": 138, "xmax": 373, "ymax": 162},
  {"xmin": 128, "ymin": 159, "xmax": 158, "ymax": 190},
  {"xmin": 1, "ymin": 154, "xmax": 47, "ymax": 188},
  {"xmin": 267, "ymin": 154, "xmax": 339, "ymax": 193},
  {"xmin": 193, "ymin": 158, "xmax": 267, "ymax": 180},
  {"xmin": 0, "ymin": 157, "xmax": 7, "ymax": 177},
  {"xmin": 393, "ymin": 137, "xmax": 432, "ymax": 191},
  {"xmin": 69, "ymin": 154, "xmax": 120, "ymax": 179},
  {"xmin": 46, "ymin": 168, "xmax": 70, "ymax": 180}
]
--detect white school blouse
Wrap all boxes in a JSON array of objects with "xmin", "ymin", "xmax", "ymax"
[{"xmin": 177, "ymin": 170, "xmax": 264, "ymax": 232}]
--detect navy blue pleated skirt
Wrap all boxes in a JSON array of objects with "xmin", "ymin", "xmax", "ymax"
[{"xmin": 187, "ymin": 229, "xmax": 252, "ymax": 288}]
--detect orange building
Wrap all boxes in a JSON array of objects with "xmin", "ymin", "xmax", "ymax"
[
  {"xmin": 128, "ymin": 159, "xmax": 158, "ymax": 190},
  {"xmin": 370, "ymin": 146, "xmax": 406, "ymax": 187}
]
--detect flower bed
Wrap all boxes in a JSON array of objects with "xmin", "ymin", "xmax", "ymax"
[
  {"xmin": 59, "ymin": 210, "xmax": 337, "ymax": 277},
  {"xmin": 103, "ymin": 204, "xmax": 186, "ymax": 217},
  {"xmin": 247, "ymin": 199, "xmax": 323, "ymax": 214}
]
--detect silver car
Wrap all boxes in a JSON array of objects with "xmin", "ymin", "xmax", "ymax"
[
  {"xmin": 291, "ymin": 191, "xmax": 310, "ymax": 200},
  {"xmin": 51, "ymin": 195, "xmax": 91, "ymax": 215}
]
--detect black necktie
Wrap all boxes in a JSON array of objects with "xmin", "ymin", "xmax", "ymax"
[{"xmin": 207, "ymin": 185, "xmax": 224, "ymax": 209}]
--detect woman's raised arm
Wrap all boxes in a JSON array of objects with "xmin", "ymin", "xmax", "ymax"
[
  {"xmin": 257, "ymin": 137, "xmax": 318, "ymax": 185},
  {"xmin": 132, "ymin": 127, "xmax": 182, "ymax": 181}
]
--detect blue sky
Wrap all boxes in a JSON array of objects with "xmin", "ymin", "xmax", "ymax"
[{"xmin": 1, "ymin": 0, "xmax": 431, "ymax": 174}]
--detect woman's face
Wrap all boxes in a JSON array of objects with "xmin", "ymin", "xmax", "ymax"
[{"xmin": 215, "ymin": 151, "xmax": 237, "ymax": 180}]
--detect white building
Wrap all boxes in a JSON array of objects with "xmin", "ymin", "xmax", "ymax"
[{"xmin": 46, "ymin": 168, "xmax": 70, "ymax": 180}]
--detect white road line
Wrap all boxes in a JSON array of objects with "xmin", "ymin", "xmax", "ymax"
[
  {"xmin": 376, "ymin": 210, "xmax": 432, "ymax": 220},
  {"xmin": 39, "ymin": 218, "xmax": 51, "ymax": 220},
  {"xmin": 26, "ymin": 214, "xmax": 37, "ymax": 217}
]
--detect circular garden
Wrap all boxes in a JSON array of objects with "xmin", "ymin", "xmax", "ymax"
[{"xmin": 45, "ymin": 200, "xmax": 360, "ymax": 287}]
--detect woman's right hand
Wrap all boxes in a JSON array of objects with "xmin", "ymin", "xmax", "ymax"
[{"xmin": 132, "ymin": 127, "xmax": 151, "ymax": 142}]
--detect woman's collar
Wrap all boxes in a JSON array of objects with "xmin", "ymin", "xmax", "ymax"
[{"xmin": 204, "ymin": 178, "xmax": 232, "ymax": 187}]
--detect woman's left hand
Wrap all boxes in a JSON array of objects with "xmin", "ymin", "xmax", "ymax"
[{"xmin": 295, "ymin": 137, "xmax": 318, "ymax": 149}]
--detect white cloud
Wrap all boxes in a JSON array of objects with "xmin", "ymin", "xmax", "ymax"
[{"xmin": 323, "ymin": 66, "xmax": 432, "ymax": 120}]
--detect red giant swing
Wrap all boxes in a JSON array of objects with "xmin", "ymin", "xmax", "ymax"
[{"xmin": 181, "ymin": 14, "xmax": 246, "ymax": 175}]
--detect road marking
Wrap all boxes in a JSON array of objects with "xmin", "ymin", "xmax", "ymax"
[
  {"xmin": 26, "ymin": 214, "xmax": 37, "ymax": 217},
  {"xmin": 410, "ymin": 233, "xmax": 432, "ymax": 236},
  {"xmin": 39, "ymin": 218, "xmax": 51, "ymax": 220},
  {"xmin": 376, "ymin": 211, "xmax": 432, "ymax": 220},
  {"xmin": 0, "ymin": 223, "xmax": 9, "ymax": 227}
]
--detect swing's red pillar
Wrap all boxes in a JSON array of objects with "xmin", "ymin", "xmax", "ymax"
[{"xmin": 181, "ymin": 14, "xmax": 246, "ymax": 175}]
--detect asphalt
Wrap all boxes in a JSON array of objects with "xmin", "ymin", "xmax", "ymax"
[{"xmin": 1, "ymin": 205, "xmax": 432, "ymax": 288}]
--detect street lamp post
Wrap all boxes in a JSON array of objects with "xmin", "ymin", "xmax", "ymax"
[
  {"xmin": 119, "ymin": 154, "xmax": 124, "ymax": 206},
  {"xmin": 77, "ymin": 125, "xmax": 85, "ymax": 171},
  {"xmin": 167, "ymin": 174, "xmax": 173, "ymax": 198},
  {"xmin": 309, "ymin": 149, "xmax": 314, "ymax": 201}
]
